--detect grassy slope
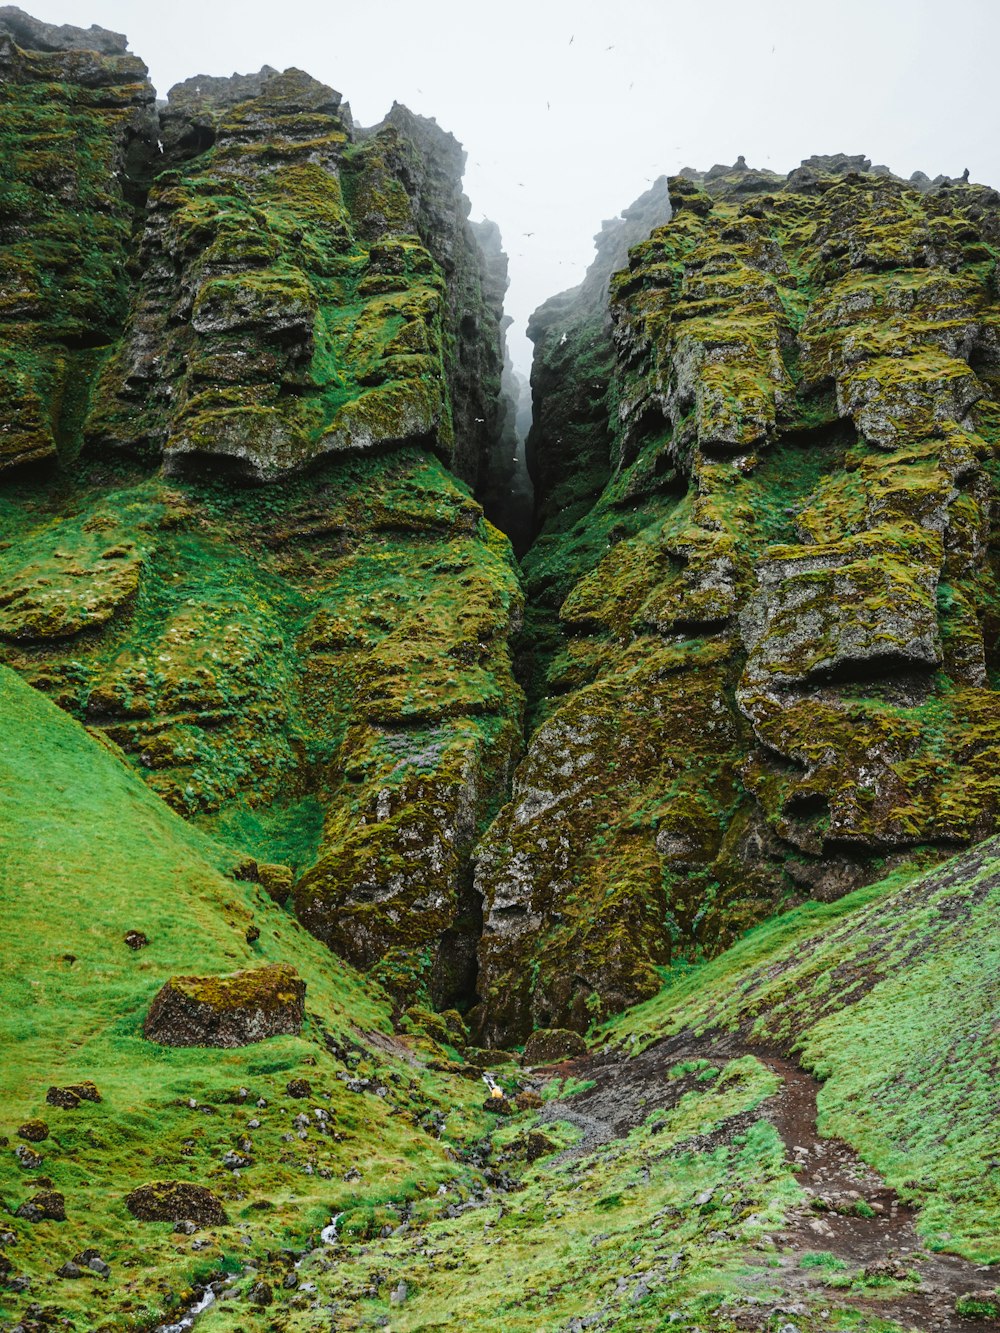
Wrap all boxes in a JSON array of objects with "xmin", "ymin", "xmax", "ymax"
[
  {"xmin": 3, "ymin": 662, "xmax": 990, "ymax": 1332},
  {"xmin": 0, "ymin": 665, "xmax": 495, "ymax": 1330},
  {"xmin": 605, "ymin": 846, "xmax": 1000, "ymax": 1262}
]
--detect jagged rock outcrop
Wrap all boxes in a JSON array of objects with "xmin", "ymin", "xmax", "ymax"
[
  {"xmin": 524, "ymin": 175, "xmax": 674, "ymax": 542},
  {"xmin": 0, "ymin": 16, "xmax": 522, "ymax": 1015},
  {"xmin": 0, "ymin": 6, "xmax": 157, "ymax": 473},
  {"xmin": 474, "ymin": 157, "xmax": 1000, "ymax": 1043},
  {"xmin": 85, "ymin": 74, "xmax": 507, "ymax": 485}
]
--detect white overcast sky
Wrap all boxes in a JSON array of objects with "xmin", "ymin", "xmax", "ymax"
[{"xmin": 32, "ymin": 0, "xmax": 1000, "ymax": 370}]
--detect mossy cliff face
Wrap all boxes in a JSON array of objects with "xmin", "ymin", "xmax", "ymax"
[
  {"xmin": 0, "ymin": 16, "xmax": 522, "ymax": 1014},
  {"xmin": 85, "ymin": 72, "xmax": 508, "ymax": 486},
  {"xmin": 0, "ymin": 6, "xmax": 157, "ymax": 473},
  {"xmin": 475, "ymin": 157, "xmax": 1000, "ymax": 1044}
]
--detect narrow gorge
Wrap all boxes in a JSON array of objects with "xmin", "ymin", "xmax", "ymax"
[{"xmin": 1, "ymin": 10, "xmax": 999, "ymax": 1333}]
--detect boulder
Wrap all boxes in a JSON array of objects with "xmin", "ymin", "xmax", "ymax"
[
  {"xmin": 125, "ymin": 1181, "xmax": 228, "ymax": 1226},
  {"xmin": 522, "ymin": 1028, "xmax": 588, "ymax": 1065},
  {"xmin": 144, "ymin": 964, "xmax": 305, "ymax": 1047},
  {"xmin": 16, "ymin": 1121, "xmax": 48, "ymax": 1142},
  {"xmin": 46, "ymin": 1081, "xmax": 101, "ymax": 1109},
  {"xmin": 15, "ymin": 1191, "xmax": 65, "ymax": 1222}
]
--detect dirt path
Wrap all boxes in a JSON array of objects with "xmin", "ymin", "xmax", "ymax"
[{"xmin": 535, "ymin": 1034, "xmax": 999, "ymax": 1332}]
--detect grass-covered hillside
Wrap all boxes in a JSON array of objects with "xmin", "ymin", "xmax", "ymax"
[{"xmin": 3, "ymin": 664, "xmax": 999, "ymax": 1331}]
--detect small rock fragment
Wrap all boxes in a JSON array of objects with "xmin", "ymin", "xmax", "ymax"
[{"xmin": 14, "ymin": 1145, "xmax": 43, "ymax": 1170}]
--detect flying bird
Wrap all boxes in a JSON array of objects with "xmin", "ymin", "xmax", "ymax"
[
  {"xmin": 568, "ymin": 34, "xmax": 574, "ymax": 44},
  {"xmin": 606, "ymin": 44, "xmax": 615, "ymax": 50}
]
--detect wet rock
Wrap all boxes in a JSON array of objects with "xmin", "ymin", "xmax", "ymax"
[
  {"xmin": 15, "ymin": 1192, "xmax": 64, "ymax": 1222},
  {"xmin": 144, "ymin": 963, "xmax": 305, "ymax": 1047},
  {"xmin": 14, "ymin": 1146, "xmax": 42, "ymax": 1170},
  {"xmin": 125, "ymin": 1182, "xmax": 228, "ymax": 1226},
  {"xmin": 173, "ymin": 1220, "xmax": 198, "ymax": 1235},
  {"xmin": 124, "ymin": 930, "xmax": 149, "ymax": 950},
  {"xmin": 523, "ymin": 1028, "xmax": 588, "ymax": 1064},
  {"xmin": 56, "ymin": 1261, "xmax": 86, "ymax": 1279},
  {"xmin": 286, "ymin": 1077, "xmax": 312, "ymax": 1099},
  {"xmin": 16, "ymin": 1121, "xmax": 49, "ymax": 1143}
]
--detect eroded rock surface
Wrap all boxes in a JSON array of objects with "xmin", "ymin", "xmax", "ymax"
[
  {"xmin": 475, "ymin": 159, "xmax": 1000, "ymax": 1042},
  {"xmin": 0, "ymin": 18, "xmax": 522, "ymax": 1016},
  {"xmin": 144, "ymin": 963, "xmax": 306, "ymax": 1046}
]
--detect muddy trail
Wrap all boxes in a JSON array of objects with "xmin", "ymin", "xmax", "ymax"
[{"xmin": 536, "ymin": 1033, "xmax": 999, "ymax": 1332}]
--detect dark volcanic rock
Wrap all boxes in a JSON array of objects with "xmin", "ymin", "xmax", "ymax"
[
  {"xmin": 0, "ymin": 5, "xmax": 128, "ymax": 54},
  {"xmin": 15, "ymin": 1191, "xmax": 65, "ymax": 1222},
  {"xmin": 475, "ymin": 159, "xmax": 1000, "ymax": 1042},
  {"xmin": 125, "ymin": 1181, "xmax": 228, "ymax": 1226},
  {"xmin": 16, "ymin": 1121, "xmax": 48, "ymax": 1143},
  {"xmin": 45, "ymin": 1081, "xmax": 101, "ymax": 1109},
  {"xmin": 144, "ymin": 963, "xmax": 305, "ymax": 1047},
  {"xmin": 0, "ymin": 9, "xmax": 156, "ymax": 475}
]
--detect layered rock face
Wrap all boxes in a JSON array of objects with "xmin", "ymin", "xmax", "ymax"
[
  {"xmin": 4, "ymin": 6, "xmax": 1000, "ymax": 1053},
  {"xmin": 474, "ymin": 157, "xmax": 1000, "ymax": 1042},
  {"xmin": 86, "ymin": 71, "xmax": 506, "ymax": 485},
  {"xmin": 0, "ymin": 6, "xmax": 156, "ymax": 471},
  {"xmin": 0, "ymin": 13, "xmax": 521, "ymax": 1014}
]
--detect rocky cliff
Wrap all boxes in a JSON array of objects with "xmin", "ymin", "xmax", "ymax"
[
  {"xmin": 0, "ymin": 7, "xmax": 523, "ymax": 1020},
  {"xmin": 475, "ymin": 155, "xmax": 1000, "ymax": 1042},
  {"xmin": 3, "ymin": 14, "xmax": 1000, "ymax": 1329}
]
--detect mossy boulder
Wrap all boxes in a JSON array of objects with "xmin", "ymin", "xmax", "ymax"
[
  {"xmin": 522, "ymin": 1028, "xmax": 588, "ymax": 1064},
  {"xmin": 144, "ymin": 963, "xmax": 305, "ymax": 1047},
  {"xmin": 125, "ymin": 1181, "xmax": 228, "ymax": 1226}
]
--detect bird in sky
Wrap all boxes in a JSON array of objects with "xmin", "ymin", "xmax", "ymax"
[
  {"xmin": 523, "ymin": 232, "xmax": 534, "ymax": 236},
  {"xmin": 568, "ymin": 34, "xmax": 574, "ymax": 44},
  {"xmin": 606, "ymin": 44, "xmax": 615, "ymax": 50}
]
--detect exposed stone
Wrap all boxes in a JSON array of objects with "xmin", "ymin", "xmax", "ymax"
[
  {"xmin": 15, "ymin": 1192, "xmax": 64, "ymax": 1222},
  {"xmin": 45, "ymin": 1081, "xmax": 101, "ymax": 1109},
  {"xmin": 125, "ymin": 1182, "xmax": 228, "ymax": 1226},
  {"xmin": 144, "ymin": 964, "xmax": 305, "ymax": 1047},
  {"xmin": 522, "ymin": 1028, "xmax": 588, "ymax": 1064},
  {"xmin": 16, "ymin": 1121, "xmax": 48, "ymax": 1143}
]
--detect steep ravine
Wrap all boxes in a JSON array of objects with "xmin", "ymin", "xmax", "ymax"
[{"xmin": 2, "ymin": 12, "xmax": 1000, "ymax": 1330}]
